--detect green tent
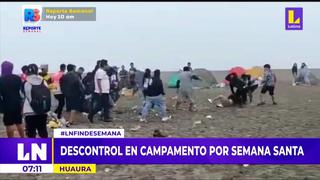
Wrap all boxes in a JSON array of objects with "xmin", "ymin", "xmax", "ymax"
[
  {"xmin": 167, "ymin": 69, "xmax": 218, "ymax": 88},
  {"xmin": 167, "ymin": 73, "xmax": 179, "ymax": 88}
]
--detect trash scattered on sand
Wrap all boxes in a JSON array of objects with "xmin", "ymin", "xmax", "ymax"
[
  {"xmin": 206, "ymin": 115, "xmax": 212, "ymax": 119},
  {"xmin": 104, "ymin": 168, "xmax": 111, "ymax": 173},
  {"xmin": 216, "ymin": 82, "xmax": 226, "ymax": 88},
  {"xmin": 208, "ymin": 98, "xmax": 213, "ymax": 104},
  {"xmin": 216, "ymin": 104, "xmax": 224, "ymax": 108},
  {"xmin": 153, "ymin": 129, "xmax": 167, "ymax": 137},
  {"xmin": 193, "ymin": 120, "xmax": 202, "ymax": 127},
  {"xmin": 171, "ymin": 96, "xmax": 178, "ymax": 100},
  {"xmin": 130, "ymin": 125, "xmax": 141, "ymax": 131},
  {"xmin": 131, "ymin": 105, "xmax": 138, "ymax": 110},
  {"xmin": 243, "ymin": 164, "xmax": 250, "ymax": 167}
]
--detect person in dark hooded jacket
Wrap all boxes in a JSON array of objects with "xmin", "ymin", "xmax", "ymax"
[
  {"xmin": 225, "ymin": 72, "xmax": 247, "ymax": 106},
  {"xmin": 140, "ymin": 69, "xmax": 171, "ymax": 122},
  {"xmin": 0, "ymin": 61, "xmax": 24, "ymax": 138}
]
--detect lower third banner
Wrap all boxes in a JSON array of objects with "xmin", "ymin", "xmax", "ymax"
[
  {"xmin": 0, "ymin": 138, "xmax": 319, "ymax": 165},
  {"xmin": 53, "ymin": 138, "xmax": 320, "ymax": 164}
]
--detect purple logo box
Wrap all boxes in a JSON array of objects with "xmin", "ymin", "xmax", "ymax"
[
  {"xmin": 285, "ymin": 7, "xmax": 303, "ymax": 30},
  {"xmin": 0, "ymin": 138, "xmax": 52, "ymax": 164}
]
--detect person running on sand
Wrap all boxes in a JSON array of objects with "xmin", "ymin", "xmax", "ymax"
[
  {"xmin": 258, "ymin": 64, "xmax": 277, "ymax": 106},
  {"xmin": 0, "ymin": 61, "xmax": 24, "ymax": 138},
  {"xmin": 140, "ymin": 69, "xmax": 171, "ymax": 122},
  {"xmin": 175, "ymin": 66, "xmax": 201, "ymax": 112}
]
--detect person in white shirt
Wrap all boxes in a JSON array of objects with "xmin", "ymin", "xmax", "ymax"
[{"xmin": 88, "ymin": 60, "xmax": 112, "ymax": 122}]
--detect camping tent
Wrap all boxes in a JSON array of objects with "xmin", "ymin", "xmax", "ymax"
[
  {"xmin": 224, "ymin": 66, "xmax": 246, "ymax": 85},
  {"xmin": 134, "ymin": 70, "xmax": 145, "ymax": 88},
  {"xmin": 309, "ymin": 73, "xmax": 320, "ymax": 85},
  {"xmin": 229, "ymin": 66, "xmax": 246, "ymax": 77},
  {"xmin": 296, "ymin": 72, "xmax": 320, "ymax": 85},
  {"xmin": 192, "ymin": 68, "xmax": 218, "ymax": 88},
  {"xmin": 167, "ymin": 69, "xmax": 218, "ymax": 88},
  {"xmin": 246, "ymin": 66, "xmax": 264, "ymax": 79},
  {"xmin": 167, "ymin": 73, "xmax": 179, "ymax": 88}
]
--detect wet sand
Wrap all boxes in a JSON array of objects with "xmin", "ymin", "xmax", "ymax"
[{"xmin": 1, "ymin": 69, "xmax": 320, "ymax": 179}]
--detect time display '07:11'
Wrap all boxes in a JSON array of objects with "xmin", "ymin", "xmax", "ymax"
[{"xmin": 22, "ymin": 165, "xmax": 42, "ymax": 172}]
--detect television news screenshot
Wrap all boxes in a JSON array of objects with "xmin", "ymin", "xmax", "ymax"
[{"xmin": 0, "ymin": 1, "xmax": 319, "ymax": 180}]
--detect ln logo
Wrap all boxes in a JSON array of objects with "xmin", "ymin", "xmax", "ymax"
[
  {"xmin": 17, "ymin": 143, "xmax": 47, "ymax": 161},
  {"xmin": 285, "ymin": 7, "xmax": 303, "ymax": 30}
]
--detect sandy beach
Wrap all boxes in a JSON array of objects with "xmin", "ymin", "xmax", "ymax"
[{"xmin": 1, "ymin": 69, "xmax": 320, "ymax": 180}]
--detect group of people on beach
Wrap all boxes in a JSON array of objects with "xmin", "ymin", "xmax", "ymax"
[
  {"xmin": 0, "ymin": 59, "xmax": 298, "ymax": 138},
  {"xmin": 0, "ymin": 59, "xmax": 177, "ymax": 137},
  {"xmin": 210, "ymin": 64, "xmax": 277, "ymax": 108},
  {"xmin": 291, "ymin": 62, "xmax": 312, "ymax": 86}
]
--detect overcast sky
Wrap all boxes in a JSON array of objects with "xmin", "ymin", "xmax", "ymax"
[{"xmin": 1, "ymin": 2, "xmax": 320, "ymax": 73}]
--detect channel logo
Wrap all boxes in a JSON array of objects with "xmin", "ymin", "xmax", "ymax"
[
  {"xmin": 22, "ymin": 5, "xmax": 42, "ymax": 32},
  {"xmin": 24, "ymin": 8, "xmax": 41, "ymax": 22},
  {"xmin": 285, "ymin": 7, "xmax": 303, "ymax": 30}
]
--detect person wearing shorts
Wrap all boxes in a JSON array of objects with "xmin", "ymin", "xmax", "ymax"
[
  {"xmin": 241, "ymin": 74, "xmax": 259, "ymax": 103},
  {"xmin": 258, "ymin": 64, "xmax": 277, "ymax": 106},
  {"xmin": 0, "ymin": 61, "xmax": 24, "ymax": 138},
  {"xmin": 60, "ymin": 64, "xmax": 85, "ymax": 126},
  {"xmin": 261, "ymin": 86, "xmax": 274, "ymax": 96},
  {"xmin": 65, "ymin": 96, "xmax": 82, "ymax": 112}
]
